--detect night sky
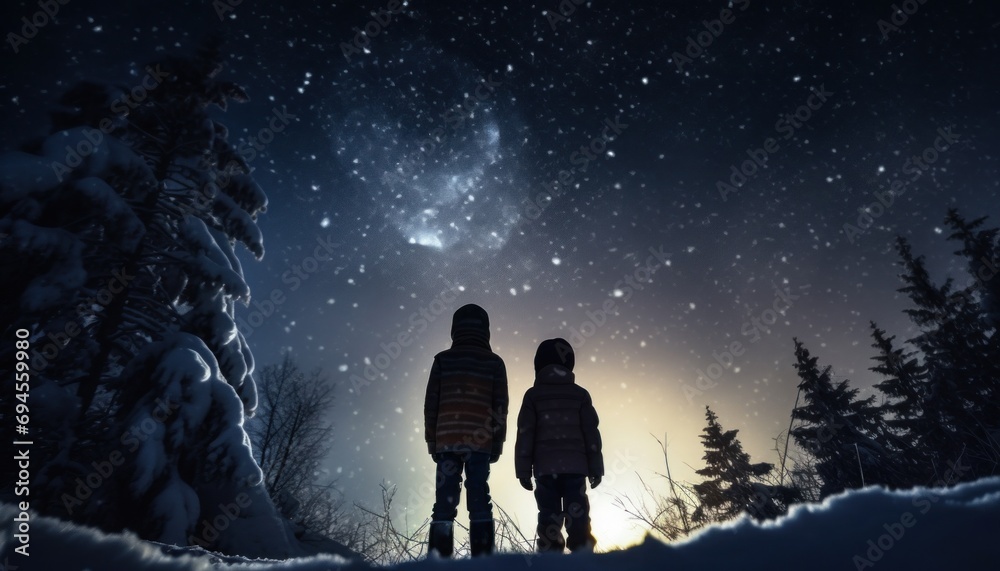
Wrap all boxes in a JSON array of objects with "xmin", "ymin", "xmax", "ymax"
[{"xmin": 3, "ymin": 0, "xmax": 999, "ymax": 548}]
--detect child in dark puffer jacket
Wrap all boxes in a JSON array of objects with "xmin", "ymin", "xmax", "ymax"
[{"xmin": 515, "ymin": 338, "xmax": 604, "ymax": 552}]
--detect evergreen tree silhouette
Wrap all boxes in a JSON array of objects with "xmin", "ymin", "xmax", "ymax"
[
  {"xmin": 944, "ymin": 210, "xmax": 1000, "ymax": 424},
  {"xmin": 693, "ymin": 406, "xmax": 797, "ymax": 522},
  {"xmin": 868, "ymin": 321, "xmax": 929, "ymax": 485},
  {"xmin": 790, "ymin": 339, "xmax": 897, "ymax": 496},
  {"xmin": 945, "ymin": 209, "xmax": 1000, "ymax": 331},
  {"xmin": 894, "ymin": 235, "xmax": 997, "ymax": 479}
]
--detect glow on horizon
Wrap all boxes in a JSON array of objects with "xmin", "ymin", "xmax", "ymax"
[
  {"xmin": 366, "ymin": 333, "xmax": 780, "ymax": 555},
  {"xmin": 386, "ymin": 361, "xmax": 709, "ymax": 553}
]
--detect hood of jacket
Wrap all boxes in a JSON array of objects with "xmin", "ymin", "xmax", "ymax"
[
  {"xmin": 535, "ymin": 364, "xmax": 576, "ymax": 386},
  {"xmin": 450, "ymin": 303, "xmax": 491, "ymax": 349}
]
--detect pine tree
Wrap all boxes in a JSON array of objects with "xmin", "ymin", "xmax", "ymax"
[
  {"xmin": 790, "ymin": 339, "xmax": 899, "ymax": 497},
  {"xmin": 868, "ymin": 321, "xmax": 929, "ymax": 485},
  {"xmin": 693, "ymin": 406, "xmax": 797, "ymax": 522},
  {"xmin": 945, "ymin": 209, "xmax": 1000, "ymax": 331},
  {"xmin": 944, "ymin": 210, "xmax": 1000, "ymax": 426},
  {"xmin": 945, "ymin": 210, "xmax": 1000, "ymax": 471},
  {"xmin": 0, "ymin": 40, "xmax": 298, "ymax": 556},
  {"xmin": 894, "ymin": 236, "xmax": 997, "ymax": 479}
]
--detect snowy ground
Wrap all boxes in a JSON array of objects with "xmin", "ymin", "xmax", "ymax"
[{"xmin": 3, "ymin": 477, "xmax": 999, "ymax": 570}]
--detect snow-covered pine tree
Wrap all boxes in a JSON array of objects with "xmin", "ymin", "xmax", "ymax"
[
  {"xmin": 894, "ymin": 235, "xmax": 997, "ymax": 480},
  {"xmin": 0, "ymin": 40, "xmax": 298, "ymax": 556},
  {"xmin": 868, "ymin": 321, "xmax": 929, "ymax": 486},
  {"xmin": 789, "ymin": 339, "xmax": 899, "ymax": 497},
  {"xmin": 692, "ymin": 406, "xmax": 797, "ymax": 522}
]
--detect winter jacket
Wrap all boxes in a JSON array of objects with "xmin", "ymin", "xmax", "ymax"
[
  {"xmin": 424, "ymin": 308, "xmax": 508, "ymax": 456},
  {"xmin": 514, "ymin": 364, "xmax": 604, "ymax": 479}
]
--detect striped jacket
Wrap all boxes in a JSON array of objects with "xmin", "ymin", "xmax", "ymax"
[{"xmin": 424, "ymin": 335, "xmax": 509, "ymax": 456}]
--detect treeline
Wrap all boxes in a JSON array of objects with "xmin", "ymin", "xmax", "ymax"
[
  {"xmin": 788, "ymin": 209, "xmax": 999, "ymax": 498},
  {"xmin": 626, "ymin": 210, "xmax": 999, "ymax": 533}
]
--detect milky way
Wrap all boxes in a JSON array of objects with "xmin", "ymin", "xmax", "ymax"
[{"xmin": 329, "ymin": 38, "xmax": 522, "ymax": 253}]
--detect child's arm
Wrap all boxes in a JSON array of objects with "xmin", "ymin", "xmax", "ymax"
[
  {"xmin": 514, "ymin": 393, "xmax": 536, "ymax": 482},
  {"xmin": 582, "ymin": 392, "xmax": 604, "ymax": 480},
  {"xmin": 490, "ymin": 359, "xmax": 509, "ymax": 462},
  {"xmin": 424, "ymin": 357, "xmax": 442, "ymax": 454}
]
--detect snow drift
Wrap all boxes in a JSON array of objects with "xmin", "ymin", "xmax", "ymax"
[{"xmin": 3, "ymin": 477, "xmax": 999, "ymax": 570}]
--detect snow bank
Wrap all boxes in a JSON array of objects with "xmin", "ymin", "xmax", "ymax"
[{"xmin": 3, "ymin": 477, "xmax": 999, "ymax": 570}]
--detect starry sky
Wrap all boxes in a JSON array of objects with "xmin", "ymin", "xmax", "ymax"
[{"xmin": 3, "ymin": 0, "xmax": 999, "ymax": 548}]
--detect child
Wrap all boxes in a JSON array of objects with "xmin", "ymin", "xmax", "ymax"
[
  {"xmin": 424, "ymin": 304, "xmax": 509, "ymax": 557},
  {"xmin": 515, "ymin": 338, "xmax": 604, "ymax": 552}
]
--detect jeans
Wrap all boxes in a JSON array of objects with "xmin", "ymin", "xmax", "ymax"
[
  {"xmin": 432, "ymin": 451, "xmax": 493, "ymax": 522},
  {"xmin": 534, "ymin": 474, "xmax": 594, "ymax": 552}
]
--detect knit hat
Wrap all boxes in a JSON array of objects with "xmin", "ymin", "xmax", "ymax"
[
  {"xmin": 534, "ymin": 338, "xmax": 575, "ymax": 372},
  {"xmin": 451, "ymin": 304, "xmax": 490, "ymax": 341}
]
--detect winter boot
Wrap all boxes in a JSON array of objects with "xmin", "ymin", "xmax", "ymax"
[
  {"xmin": 567, "ymin": 531, "xmax": 596, "ymax": 553},
  {"xmin": 566, "ymin": 514, "xmax": 596, "ymax": 553},
  {"xmin": 536, "ymin": 518, "xmax": 566, "ymax": 553},
  {"xmin": 428, "ymin": 520, "xmax": 454, "ymax": 558},
  {"xmin": 469, "ymin": 519, "xmax": 495, "ymax": 556}
]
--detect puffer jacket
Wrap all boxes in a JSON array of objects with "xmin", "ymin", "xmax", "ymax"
[{"xmin": 514, "ymin": 364, "xmax": 604, "ymax": 478}]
